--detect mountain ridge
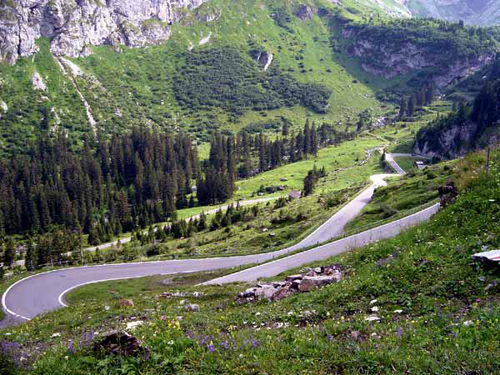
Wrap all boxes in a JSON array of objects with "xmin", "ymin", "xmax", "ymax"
[
  {"xmin": 0, "ymin": 0, "xmax": 208, "ymax": 64},
  {"xmin": 376, "ymin": 0, "xmax": 500, "ymax": 26}
]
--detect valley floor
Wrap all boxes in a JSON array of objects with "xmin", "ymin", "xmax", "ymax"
[{"xmin": 0, "ymin": 147, "xmax": 499, "ymax": 374}]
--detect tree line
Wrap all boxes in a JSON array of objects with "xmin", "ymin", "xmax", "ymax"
[
  {"xmin": 399, "ymin": 82, "xmax": 436, "ymax": 119},
  {"xmin": 0, "ymin": 128, "xmax": 200, "ymax": 245},
  {"xmin": 0, "ymin": 117, "xmax": 358, "ymax": 268},
  {"xmin": 197, "ymin": 119, "xmax": 356, "ymax": 204}
]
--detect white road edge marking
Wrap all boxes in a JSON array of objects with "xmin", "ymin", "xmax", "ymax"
[
  {"xmin": 2, "ymin": 268, "xmax": 197, "ymax": 320},
  {"xmin": 203, "ymin": 203, "xmax": 440, "ymax": 284},
  {"xmin": 57, "ymin": 271, "xmax": 195, "ymax": 308},
  {"xmin": 0, "ymin": 153, "xmax": 423, "ymax": 321}
]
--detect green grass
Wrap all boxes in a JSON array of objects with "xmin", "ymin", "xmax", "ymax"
[
  {"xmin": 345, "ymin": 161, "xmax": 454, "ymax": 232},
  {"xmin": 2, "ymin": 147, "xmax": 499, "ymax": 374},
  {"xmin": 0, "ymin": 0, "xmax": 396, "ymax": 153},
  {"xmin": 234, "ymin": 134, "xmax": 384, "ymax": 199},
  {"xmin": 393, "ymin": 156, "xmax": 427, "ymax": 172}
]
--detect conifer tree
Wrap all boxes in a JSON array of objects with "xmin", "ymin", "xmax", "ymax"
[
  {"xmin": 3, "ymin": 238, "xmax": 15, "ymax": 269},
  {"xmin": 399, "ymin": 96, "xmax": 407, "ymax": 118},
  {"xmin": 407, "ymin": 95, "xmax": 416, "ymax": 117}
]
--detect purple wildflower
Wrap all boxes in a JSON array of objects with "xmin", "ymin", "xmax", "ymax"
[
  {"xmin": 201, "ymin": 335, "xmax": 214, "ymax": 345},
  {"xmin": 219, "ymin": 341, "xmax": 230, "ymax": 350},
  {"xmin": 244, "ymin": 338, "xmax": 259, "ymax": 348},
  {"xmin": 67, "ymin": 341, "xmax": 75, "ymax": 355},
  {"xmin": 206, "ymin": 344, "xmax": 215, "ymax": 352}
]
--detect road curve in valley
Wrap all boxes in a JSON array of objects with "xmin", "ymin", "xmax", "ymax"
[{"xmin": 1, "ymin": 153, "xmax": 437, "ymax": 326}]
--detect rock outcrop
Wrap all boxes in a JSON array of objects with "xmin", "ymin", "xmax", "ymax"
[
  {"xmin": 236, "ymin": 264, "xmax": 342, "ymax": 304},
  {"xmin": 414, "ymin": 120, "xmax": 478, "ymax": 158},
  {"xmin": 0, "ymin": 0, "xmax": 209, "ymax": 64},
  {"xmin": 294, "ymin": 4, "xmax": 314, "ymax": 21},
  {"xmin": 344, "ymin": 29, "xmax": 495, "ymax": 88}
]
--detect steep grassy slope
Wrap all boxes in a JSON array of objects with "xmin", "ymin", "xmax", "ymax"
[
  {"xmin": 0, "ymin": 0, "xmax": 388, "ymax": 153},
  {"xmin": 1, "ymin": 147, "xmax": 499, "ymax": 374},
  {"xmin": 1, "ymin": 0, "xmax": 496, "ymax": 155}
]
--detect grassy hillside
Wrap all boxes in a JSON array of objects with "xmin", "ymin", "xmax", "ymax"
[
  {"xmin": 1, "ymin": 0, "xmax": 493, "ymax": 154},
  {"xmin": 1, "ymin": 147, "xmax": 499, "ymax": 374},
  {"xmin": 0, "ymin": 0, "xmax": 390, "ymax": 153}
]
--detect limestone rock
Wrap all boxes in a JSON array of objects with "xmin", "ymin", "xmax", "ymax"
[
  {"xmin": 285, "ymin": 274, "xmax": 303, "ymax": 282},
  {"xmin": 185, "ymin": 304, "xmax": 200, "ymax": 312},
  {"xmin": 298, "ymin": 275, "xmax": 339, "ymax": 292},
  {"xmin": 344, "ymin": 26, "xmax": 494, "ymax": 89},
  {"xmin": 236, "ymin": 264, "xmax": 343, "ymax": 303},
  {"xmin": 0, "ymin": 0, "xmax": 209, "ymax": 64},
  {"xmin": 295, "ymin": 4, "xmax": 314, "ymax": 20},
  {"xmin": 32, "ymin": 71, "xmax": 47, "ymax": 91},
  {"xmin": 254, "ymin": 285, "xmax": 280, "ymax": 300},
  {"xmin": 272, "ymin": 286, "xmax": 293, "ymax": 301}
]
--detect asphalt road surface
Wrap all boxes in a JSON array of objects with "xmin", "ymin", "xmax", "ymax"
[{"xmin": 1, "ymin": 154, "xmax": 438, "ymax": 326}]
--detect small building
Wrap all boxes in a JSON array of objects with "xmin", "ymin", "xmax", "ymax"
[
  {"xmin": 414, "ymin": 161, "xmax": 426, "ymax": 170},
  {"xmin": 289, "ymin": 190, "xmax": 302, "ymax": 200}
]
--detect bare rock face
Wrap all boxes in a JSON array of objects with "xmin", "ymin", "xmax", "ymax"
[
  {"xmin": 414, "ymin": 120, "xmax": 478, "ymax": 158},
  {"xmin": 0, "ymin": 0, "xmax": 209, "ymax": 64},
  {"xmin": 343, "ymin": 24, "xmax": 495, "ymax": 89},
  {"xmin": 295, "ymin": 4, "xmax": 314, "ymax": 20}
]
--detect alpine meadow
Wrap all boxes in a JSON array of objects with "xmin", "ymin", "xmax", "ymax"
[{"xmin": 0, "ymin": 0, "xmax": 500, "ymax": 374}]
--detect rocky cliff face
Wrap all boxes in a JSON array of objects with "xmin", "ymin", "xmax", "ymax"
[
  {"xmin": 0, "ymin": 0, "xmax": 208, "ymax": 64},
  {"xmin": 343, "ymin": 28, "xmax": 495, "ymax": 89},
  {"xmin": 414, "ymin": 121, "xmax": 478, "ymax": 159}
]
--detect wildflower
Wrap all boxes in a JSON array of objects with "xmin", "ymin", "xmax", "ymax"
[{"xmin": 201, "ymin": 335, "xmax": 214, "ymax": 345}]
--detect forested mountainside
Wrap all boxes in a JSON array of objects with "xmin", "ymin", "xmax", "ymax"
[
  {"xmin": 415, "ymin": 57, "xmax": 500, "ymax": 158},
  {"xmin": 0, "ymin": 0, "xmax": 498, "ymax": 155},
  {"xmin": 0, "ymin": 117, "xmax": 348, "ymax": 244}
]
